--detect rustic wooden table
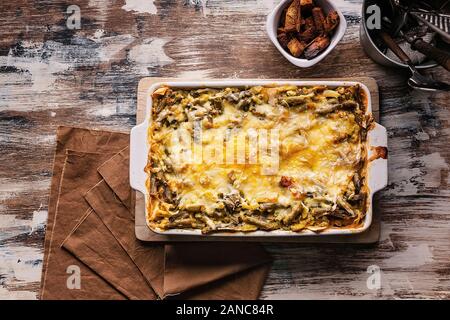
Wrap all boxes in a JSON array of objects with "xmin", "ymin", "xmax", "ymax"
[{"xmin": 0, "ymin": 0, "xmax": 449, "ymax": 300}]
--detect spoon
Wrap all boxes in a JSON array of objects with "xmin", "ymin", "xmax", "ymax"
[{"xmin": 379, "ymin": 31, "xmax": 450, "ymax": 92}]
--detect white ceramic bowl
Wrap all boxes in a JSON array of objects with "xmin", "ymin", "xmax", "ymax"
[
  {"xmin": 130, "ymin": 80, "xmax": 388, "ymax": 237},
  {"xmin": 266, "ymin": 0, "xmax": 347, "ymax": 68}
]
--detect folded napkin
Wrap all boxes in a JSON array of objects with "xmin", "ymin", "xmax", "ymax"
[
  {"xmin": 42, "ymin": 127, "xmax": 129, "ymax": 267},
  {"xmin": 41, "ymin": 126, "xmax": 271, "ymax": 300},
  {"xmin": 41, "ymin": 128, "xmax": 129, "ymax": 299}
]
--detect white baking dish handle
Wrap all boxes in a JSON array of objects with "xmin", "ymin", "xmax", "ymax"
[
  {"xmin": 368, "ymin": 123, "xmax": 388, "ymax": 193},
  {"xmin": 130, "ymin": 122, "xmax": 148, "ymax": 195}
]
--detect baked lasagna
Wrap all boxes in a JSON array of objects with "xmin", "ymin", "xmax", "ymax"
[{"xmin": 145, "ymin": 84, "xmax": 373, "ymax": 233}]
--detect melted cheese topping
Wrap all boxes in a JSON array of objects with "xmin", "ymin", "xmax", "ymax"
[
  {"xmin": 162, "ymin": 104, "xmax": 359, "ymax": 209},
  {"xmin": 146, "ymin": 85, "xmax": 369, "ymax": 233}
]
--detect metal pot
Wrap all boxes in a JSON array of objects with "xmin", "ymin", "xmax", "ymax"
[{"xmin": 360, "ymin": 0, "xmax": 438, "ymax": 69}]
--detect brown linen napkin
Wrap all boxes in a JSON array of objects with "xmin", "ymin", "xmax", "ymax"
[
  {"xmin": 41, "ymin": 150, "xmax": 128, "ymax": 299},
  {"xmin": 61, "ymin": 206, "xmax": 156, "ymax": 300},
  {"xmin": 40, "ymin": 126, "xmax": 129, "ymax": 299},
  {"xmin": 162, "ymin": 243, "xmax": 271, "ymax": 297},
  {"xmin": 174, "ymin": 265, "xmax": 270, "ymax": 300},
  {"xmin": 67, "ymin": 147, "xmax": 272, "ymax": 299},
  {"xmin": 80, "ymin": 179, "xmax": 165, "ymax": 297}
]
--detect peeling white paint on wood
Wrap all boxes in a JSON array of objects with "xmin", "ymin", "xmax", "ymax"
[
  {"xmin": 0, "ymin": 246, "xmax": 43, "ymax": 300},
  {"xmin": 92, "ymin": 34, "xmax": 136, "ymax": 63},
  {"xmin": 382, "ymin": 244, "xmax": 434, "ymax": 269},
  {"xmin": 0, "ymin": 47, "xmax": 72, "ymax": 92},
  {"xmin": 417, "ymin": 153, "xmax": 449, "ymax": 188},
  {"xmin": 86, "ymin": 102, "xmax": 134, "ymax": 117},
  {"xmin": 128, "ymin": 38, "xmax": 174, "ymax": 74},
  {"xmin": 186, "ymin": 0, "xmax": 210, "ymax": 17},
  {"xmin": 87, "ymin": 0, "xmax": 116, "ymax": 25},
  {"xmin": 0, "ymin": 179, "xmax": 51, "ymax": 201},
  {"xmin": 385, "ymin": 151, "xmax": 449, "ymax": 196},
  {"xmin": 332, "ymin": 0, "xmax": 364, "ymax": 16},
  {"xmin": 0, "ymin": 207, "xmax": 47, "ymax": 241},
  {"xmin": 0, "ymin": 287, "xmax": 38, "ymax": 300},
  {"xmin": 122, "ymin": 0, "xmax": 157, "ymax": 15},
  {"xmin": 176, "ymin": 69, "xmax": 212, "ymax": 79}
]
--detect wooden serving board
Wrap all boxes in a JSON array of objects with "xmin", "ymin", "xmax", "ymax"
[{"xmin": 134, "ymin": 77, "xmax": 381, "ymax": 243}]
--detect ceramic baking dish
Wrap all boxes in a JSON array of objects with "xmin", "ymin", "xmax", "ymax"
[{"xmin": 130, "ymin": 80, "xmax": 388, "ymax": 237}]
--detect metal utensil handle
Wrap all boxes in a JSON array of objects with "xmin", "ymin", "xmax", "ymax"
[
  {"xmin": 379, "ymin": 32, "xmax": 411, "ymax": 64},
  {"xmin": 411, "ymin": 39, "xmax": 450, "ymax": 71}
]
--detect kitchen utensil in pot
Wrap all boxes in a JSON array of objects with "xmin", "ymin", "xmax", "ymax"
[
  {"xmin": 360, "ymin": 0, "xmax": 438, "ymax": 69},
  {"xmin": 379, "ymin": 31, "xmax": 450, "ymax": 91},
  {"xmin": 400, "ymin": 30, "xmax": 450, "ymax": 70}
]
